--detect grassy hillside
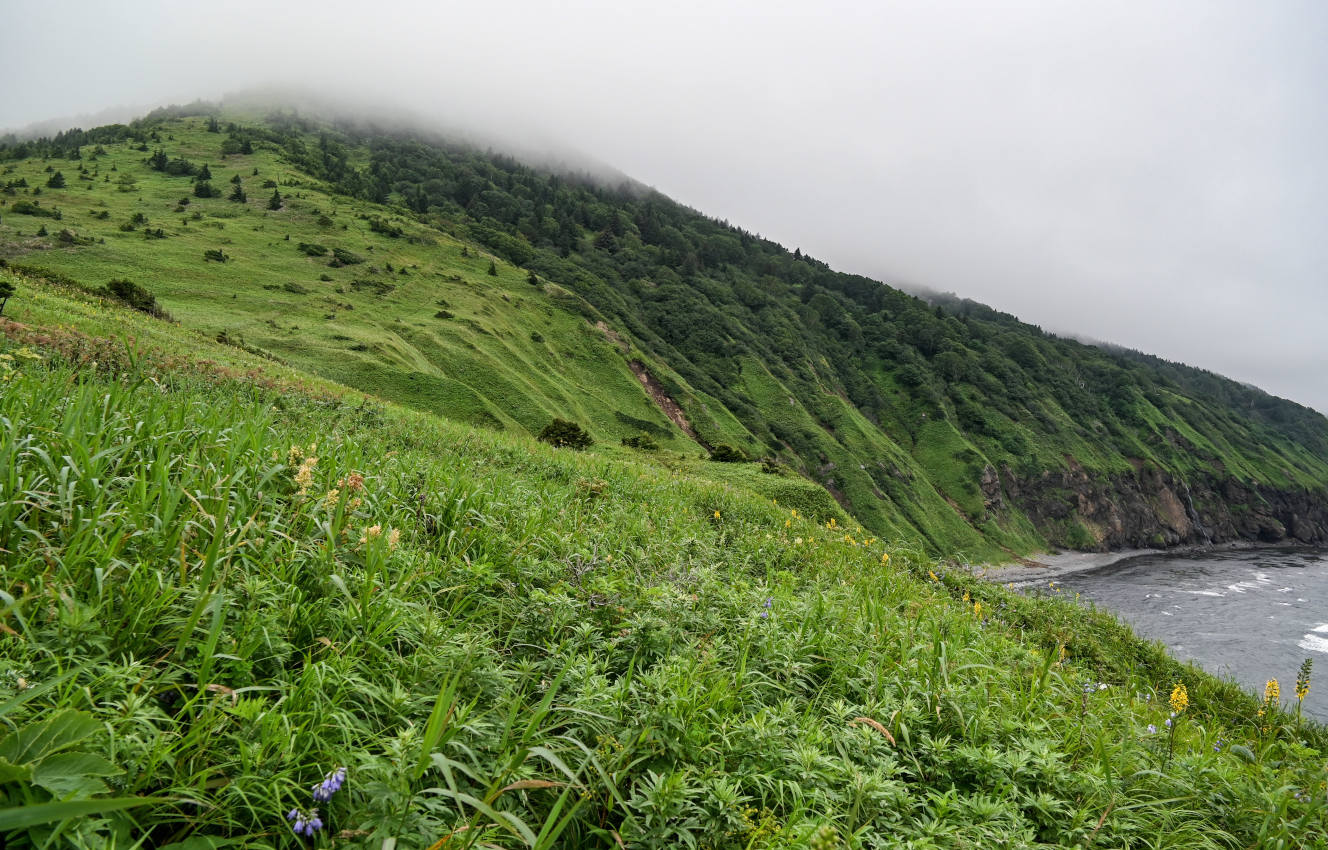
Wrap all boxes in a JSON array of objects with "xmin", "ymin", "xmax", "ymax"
[
  {"xmin": 1, "ymin": 105, "xmax": 1327, "ymax": 563},
  {"xmin": 1, "ymin": 281, "xmax": 1326, "ymax": 848}
]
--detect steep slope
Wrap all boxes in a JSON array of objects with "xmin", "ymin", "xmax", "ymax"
[
  {"xmin": 2, "ymin": 103, "xmax": 1326, "ymax": 560},
  {"xmin": 2, "ymin": 280, "xmax": 1326, "ymax": 848}
]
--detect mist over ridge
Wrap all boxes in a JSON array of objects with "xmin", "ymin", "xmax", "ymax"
[{"xmin": 2, "ymin": 1, "xmax": 1326, "ymax": 414}]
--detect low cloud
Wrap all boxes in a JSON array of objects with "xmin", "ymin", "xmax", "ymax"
[{"xmin": 3, "ymin": 0, "xmax": 1325, "ymax": 412}]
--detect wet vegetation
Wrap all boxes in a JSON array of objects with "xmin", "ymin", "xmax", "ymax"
[
  {"xmin": 1, "ymin": 280, "xmax": 1326, "ymax": 847},
  {"xmin": 2, "ymin": 106, "xmax": 1326, "ymax": 564}
]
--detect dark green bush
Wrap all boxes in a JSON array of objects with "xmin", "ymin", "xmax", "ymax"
[
  {"xmin": 102, "ymin": 278, "xmax": 168, "ymax": 318},
  {"xmin": 621, "ymin": 433, "xmax": 659, "ymax": 450},
  {"xmin": 368, "ymin": 218, "xmax": 403, "ymax": 238},
  {"xmin": 709, "ymin": 444, "xmax": 750, "ymax": 463},
  {"xmin": 9, "ymin": 200, "xmax": 60, "ymax": 218},
  {"xmin": 203, "ymin": 249, "xmax": 228, "ymax": 263},
  {"xmin": 537, "ymin": 418, "xmax": 593, "ymax": 450},
  {"xmin": 57, "ymin": 229, "xmax": 93, "ymax": 245},
  {"xmin": 298, "ymin": 242, "xmax": 328, "ymax": 256}
]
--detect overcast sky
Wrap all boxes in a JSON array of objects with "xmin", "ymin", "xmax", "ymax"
[{"xmin": 3, "ymin": 0, "xmax": 1326, "ymax": 414}]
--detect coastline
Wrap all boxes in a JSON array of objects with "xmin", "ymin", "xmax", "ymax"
[{"xmin": 975, "ymin": 540, "xmax": 1278, "ymax": 586}]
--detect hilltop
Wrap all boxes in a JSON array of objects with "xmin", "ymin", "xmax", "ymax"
[
  {"xmin": 1, "ymin": 102, "xmax": 1326, "ymax": 563},
  {"xmin": 1, "ymin": 100, "xmax": 1327, "ymax": 848}
]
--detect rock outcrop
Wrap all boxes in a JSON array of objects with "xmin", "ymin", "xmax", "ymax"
[{"xmin": 993, "ymin": 461, "xmax": 1328, "ymax": 550}]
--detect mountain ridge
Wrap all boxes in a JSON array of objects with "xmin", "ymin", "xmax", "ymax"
[{"xmin": 2, "ymin": 101, "xmax": 1325, "ymax": 561}]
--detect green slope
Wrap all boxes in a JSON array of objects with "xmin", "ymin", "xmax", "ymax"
[
  {"xmin": 2, "ymin": 103, "xmax": 1326, "ymax": 561},
  {"xmin": 1, "ymin": 280, "xmax": 1325, "ymax": 848}
]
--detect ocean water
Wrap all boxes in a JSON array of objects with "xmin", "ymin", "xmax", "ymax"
[{"xmin": 1055, "ymin": 547, "xmax": 1328, "ymax": 722}]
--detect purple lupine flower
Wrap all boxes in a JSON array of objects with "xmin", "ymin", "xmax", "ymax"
[
  {"xmin": 312, "ymin": 766, "xmax": 347, "ymax": 802},
  {"xmin": 764, "ymin": 597, "xmax": 773, "ymax": 608},
  {"xmin": 1213, "ymin": 740, "xmax": 1223, "ymax": 752},
  {"xmin": 1147, "ymin": 724, "xmax": 1157, "ymax": 734}
]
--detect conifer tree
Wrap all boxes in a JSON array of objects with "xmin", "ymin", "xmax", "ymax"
[
  {"xmin": 0, "ymin": 278, "xmax": 14, "ymax": 317},
  {"xmin": 267, "ymin": 188, "xmax": 282, "ymax": 210}
]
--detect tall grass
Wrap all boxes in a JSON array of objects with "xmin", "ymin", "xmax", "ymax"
[{"xmin": 1, "ymin": 332, "xmax": 1325, "ymax": 848}]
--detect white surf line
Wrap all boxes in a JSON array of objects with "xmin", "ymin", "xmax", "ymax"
[
  {"xmin": 1311, "ymin": 623, "xmax": 1328, "ymax": 634},
  {"xmin": 1226, "ymin": 574, "xmax": 1275, "ymax": 593},
  {"xmin": 1297, "ymin": 633, "xmax": 1328, "ymax": 654}
]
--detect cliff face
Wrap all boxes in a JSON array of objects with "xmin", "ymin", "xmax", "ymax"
[{"xmin": 990, "ymin": 462, "xmax": 1328, "ymax": 551}]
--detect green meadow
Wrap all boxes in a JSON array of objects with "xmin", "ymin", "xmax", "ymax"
[
  {"xmin": 7, "ymin": 110, "xmax": 1325, "ymax": 567},
  {"xmin": 0, "ymin": 117, "xmax": 686, "ymax": 448},
  {"xmin": 1, "ymin": 271, "xmax": 1325, "ymax": 848},
  {"xmin": 2, "ymin": 106, "xmax": 1327, "ymax": 848}
]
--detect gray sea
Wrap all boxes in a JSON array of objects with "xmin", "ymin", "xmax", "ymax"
[{"xmin": 1055, "ymin": 547, "xmax": 1328, "ymax": 722}]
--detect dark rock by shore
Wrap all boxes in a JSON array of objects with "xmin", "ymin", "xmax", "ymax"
[{"xmin": 986, "ymin": 461, "xmax": 1328, "ymax": 552}]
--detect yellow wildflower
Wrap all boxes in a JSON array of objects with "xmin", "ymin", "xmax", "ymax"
[
  {"xmin": 1169, "ymin": 682, "xmax": 1189, "ymax": 714},
  {"xmin": 1295, "ymin": 658, "xmax": 1312, "ymax": 700},
  {"xmin": 973, "ymin": 601, "xmax": 982, "ymax": 619},
  {"xmin": 713, "ymin": 510, "xmax": 721, "ymax": 519},
  {"xmin": 881, "ymin": 552, "xmax": 890, "ymax": 564},
  {"xmin": 1264, "ymin": 678, "xmax": 1280, "ymax": 706},
  {"xmin": 928, "ymin": 570, "xmax": 938, "ymax": 582}
]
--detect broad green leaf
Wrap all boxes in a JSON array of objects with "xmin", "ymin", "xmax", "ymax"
[
  {"xmin": 0, "ymin": 756, "xmax": 33, "ymax": 784},
  {"xmin": 1229, "ymin": 744, "xmax": 1257, "ymax": 763},
  {"xmin": 33, "ymin": 751, "xmax": 121, "ymax": 797},
  {"xmin": 0, "ymin": 796, "xmax": 150, "ymax": 830},
  {"xmin": 0, "ymin": 710, "xmax": 101, "ymax": 765}
]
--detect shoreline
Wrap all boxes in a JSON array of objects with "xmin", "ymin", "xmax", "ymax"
[{"xmin": 976, "ymin": 540, "xmax": 1284, "ymax": 586}]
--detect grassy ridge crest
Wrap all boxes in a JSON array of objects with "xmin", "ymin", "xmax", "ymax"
[{"xmin": 4, "ymin": 107, "xmax": 1326, "ymax": 561}]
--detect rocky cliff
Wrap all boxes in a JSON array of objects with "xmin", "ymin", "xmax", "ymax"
[{"xmin": 991, "ymin": 460, "xmax": 1328, "ymax": 551}]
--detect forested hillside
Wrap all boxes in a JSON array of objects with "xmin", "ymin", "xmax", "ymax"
[
  {"xmin": 2, "ymin": 273, "xmax": 1326, "ymax": 848},
  {"xmin": 3, "ymin": 102, "xmax": 1326, "ymax": 560}
]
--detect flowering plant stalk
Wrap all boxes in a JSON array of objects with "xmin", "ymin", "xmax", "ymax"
[{"xmin": 1166, "ymin": 683, "xmax": 1187, "ymax": 767}]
